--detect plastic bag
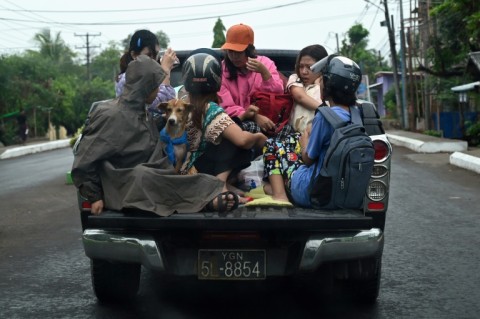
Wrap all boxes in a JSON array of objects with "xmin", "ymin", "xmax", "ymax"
[{"xmin": 237, "ymin": 157, "xmax": 264, "ymax": 191}]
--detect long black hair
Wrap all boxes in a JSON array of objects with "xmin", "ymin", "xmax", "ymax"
[
  {"xmin": 118, "ymin": 30, "xmax": 159, "ymax": 75},
  {"xmin": 224, "ymin": 44, "xmax": 257, "ymax": 81}
]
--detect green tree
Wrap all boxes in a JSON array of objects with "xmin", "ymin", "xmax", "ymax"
[
  {"xmin": 32, "ymin": 28, "xmax": 76, "ymax": 64},
  {"xmin": 91, "ymin": 41, "xmax": 122, "ymax": 82},
  {"xmin": 0, "ymin": 51, "xmax": 62, "ymax": 139},
  {"xmin": 212, "ymin": 18, "xmax": 226, "ymax": 48},
  {"xmin": 339, "ymin": 24, "xmax": 385, "ymax": 81},
  {"xmin": 0, "ymin": 29, "xmax": 118, "ymax": 142},
  {"xmin": 156, "ymin": 31, "xmax": 170, "ymax": 49},
  {"xmin": 423, "ymin": 0, "xmax": 480, "ymax": 77},
  {"xmin": 52, "ymin": 75, "xmax": 113, "ymax": 134}
]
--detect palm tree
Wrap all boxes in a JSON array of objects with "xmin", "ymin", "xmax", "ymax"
[{"xmin": 33, "ymin": 28, "xmax": 75, "ymax": 63}]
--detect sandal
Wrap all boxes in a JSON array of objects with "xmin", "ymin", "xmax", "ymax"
[{"xmin": 205, "ymin": 191, "xmax": 239, "ymax": 213}]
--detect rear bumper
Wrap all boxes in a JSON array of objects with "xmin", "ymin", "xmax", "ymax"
[
  {"xmin": 83, "ymin": 228, "xmax": 383, "ymax": 274},
  {"xmin": 299, "ymin": 229, "xmax": 383, "ymax": 271}
]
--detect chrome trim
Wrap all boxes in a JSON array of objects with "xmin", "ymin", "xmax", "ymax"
[
  {"xmin": 83, "ymin": 230, "xmax": 164, "ymax": 271},
  {"xmin": 371, "ymin": 134, "xmax": 393, "ymax": 163},
  {"xmin": 83, "ymin": 229, "xmax": 383, "ymax": 274},
  {"xmin": 299, "ymin": 228, "xmax": 383, "ymax": 271}
]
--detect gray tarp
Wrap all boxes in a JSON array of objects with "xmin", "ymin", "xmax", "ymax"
[{"xmin": 72, "ymin": 55, "xmax": 224, "ymax": 216}]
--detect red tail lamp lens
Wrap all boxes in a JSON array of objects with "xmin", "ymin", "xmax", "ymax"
[
  {"xmin": 368, "ymin": 202, "xmax": 385, "ymax": 210},
  {"xmin": 82, "ymin": 201, "xmax": 92, "ymax": 209},
  {"xmin": 373, "ymin": 140, "xmax": 389, "ymax": 161}
]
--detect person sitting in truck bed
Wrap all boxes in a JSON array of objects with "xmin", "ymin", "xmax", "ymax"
[
  {"xmin": 252, "ymin": 55, "xmax": 362, "ymax": 207},
  {"xmin": 115, "ymin": 29, "xmax": 177, "ymax": 130},
  {"xmin": 287, "ymin": 44, "xmax": 328, "ymax": 134},
  {"xmin": 179, "ymin": 51, "xmax": 268, "ymax": 209},
  {"xmin": 71, "ymin": 55, "xmax": 233, "ymax": 216},
  {"xmin": 218, "ymin": 23, "xmax": 284, "ymax": 135}
]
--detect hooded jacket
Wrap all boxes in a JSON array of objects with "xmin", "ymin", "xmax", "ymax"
[{"xmin": 72, "ymin": 55, "xmax": 224, "ymax": 216}]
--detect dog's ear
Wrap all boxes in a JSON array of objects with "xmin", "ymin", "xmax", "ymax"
[
  {"xmin": 185, "ymin": 103, "xmax": 195, "ymax": 113},
  {"xmin": 158, "ymin": 102, "xmax": 169, "ymax": 112}
]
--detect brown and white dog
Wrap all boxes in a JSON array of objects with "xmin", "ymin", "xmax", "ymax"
[{"xmin": 158, "ymin": 98, "xmax": 194, "ymax": 172}]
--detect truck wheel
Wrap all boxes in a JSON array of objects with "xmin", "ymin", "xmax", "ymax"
[
  {"xmin": 90, "ymin": 259, "xmax": 141, "ymax": 303},
  {"xmin": 341, "ymin": 257, "xmax": 382, "ymax": 304}
]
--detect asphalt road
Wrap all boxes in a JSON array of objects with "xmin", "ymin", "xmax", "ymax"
[{"xmin": 0, "ymin": 147, "xmax": 479, "ymax": 319}]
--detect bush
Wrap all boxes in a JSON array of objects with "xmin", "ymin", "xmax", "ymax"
[
  {"xmin": 465, "ymin": 121, "xmax": 480, "ymax": 146},
  {"xmin": 424, "ymin": 130, "xmax": 442, "ymax": 138}
]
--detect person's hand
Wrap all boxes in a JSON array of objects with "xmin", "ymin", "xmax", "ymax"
[
  {"xmin": 240, "ymin": 105, "xmax": 259, "ymax": 121},
  {"xmin": 254, "ymin": 132, "xmax": 268, "ymax": 149},
  {"xmin": 254, "ymin": 113, "xmax": 275, "ymax": 132},
  {"xmin": 246, "ymin": 57, "xmax": 271, "ymax": 80},
  {"xmin": 91, "ymin": 199, "xmax": 104, "ymax": 215},
  {"xmin": 160, "ymin": 48, "xmax": 177, "ymax": 72},
  {"xmin": 299, "ymin": 124, "xmax": 311, "ymax": 150}
]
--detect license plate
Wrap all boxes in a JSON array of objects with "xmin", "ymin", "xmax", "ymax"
[{"xmin": 198, "ymin": 249, "xmax": 266, "ymax": 280}]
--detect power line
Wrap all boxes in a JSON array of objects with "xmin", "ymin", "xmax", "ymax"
[
  {"xmin": 0, "ymin": 0, "xmax": 254, "ymax": 13},
  {"xmin": 0, "ymin": 0, "xmax": 316, "ymax": 26}
]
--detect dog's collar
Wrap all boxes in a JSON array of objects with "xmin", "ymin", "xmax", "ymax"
[{"xmin": 160, "ymin": 128, "xmax": 188, "ymax": 166}]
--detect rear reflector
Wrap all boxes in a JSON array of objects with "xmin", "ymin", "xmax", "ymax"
[
  {"xmin": 81, "ymin": 201, "xmax": 92, "ymax": 209},
  {"xmin": 368, "ymin": 202, "xmax": 385, "ymax": 210}
]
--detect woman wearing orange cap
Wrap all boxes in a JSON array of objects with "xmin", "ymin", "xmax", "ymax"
[{"xmin": 218, "ymin": 23, "xmax": 284, "ymax": 134}]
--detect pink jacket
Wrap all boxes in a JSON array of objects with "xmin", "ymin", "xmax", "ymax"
[{"xmin": 218, "ymin": 55, "xmax": 284, "ymax": 117}]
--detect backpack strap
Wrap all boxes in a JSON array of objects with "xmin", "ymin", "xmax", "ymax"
[
  {"xmin": 350, "ymin": 106, "xmax": 363, "ymax": 125},
  {"xmin": 318, "ymin": 107, "xmax": 345, "ymax": 129},
  {"xmin": 318, "ymin": 106, "xmax": 364, "ymax": 128}
]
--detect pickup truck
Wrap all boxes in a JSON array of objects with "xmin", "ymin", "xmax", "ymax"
[{"xmin": 78, "ymin": 49, "xmax": 392, "ymax": 304}]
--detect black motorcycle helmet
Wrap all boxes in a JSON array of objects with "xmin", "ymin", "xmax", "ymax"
[
  {"xmin": 182, "ymin": 53, "xmax": 222, "ymax": 94},
  {"xmin": 310, "ymin": 54, "xmax": 362, "ymax": 100}
]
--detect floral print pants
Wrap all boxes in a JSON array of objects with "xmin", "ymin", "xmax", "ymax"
[{"xmin": 263, "ymin": 133, "xmax": 303, "ymax": 189}]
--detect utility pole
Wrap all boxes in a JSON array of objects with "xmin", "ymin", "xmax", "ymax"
[
  {"xmin": 399, "ymin": 0, "xmax": 409, "ymax": 129},
  {"xmin": 407, "ymin": 26, "xmax": 416, "ymax": 127},
  {"xmin": 382, "ymin": 0, "xmax": 402, "ymax": 127},
  {"xmin": 335, "ymin": 33, "xmax": 340, "ymax": 53},
  {"xmin": 75, "ymin": 33, "xmax": 101, "ymax": 81}
]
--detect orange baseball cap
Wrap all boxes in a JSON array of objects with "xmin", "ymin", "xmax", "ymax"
[{"xmin": 221, "ymin": 24, "xmax": 254, "ymax": 52}]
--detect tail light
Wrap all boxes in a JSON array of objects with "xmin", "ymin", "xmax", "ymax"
[
  {"xmin": 373, "ymin": 140, "xmax": 390, "ymax": 162},
  {"xmin": 367, "ymin": 181, "xmax": 387, "ymax": 201},
  {"xmin": 77, "ymin": 193, "xmax": 92, "ymax": 212},
  {"xmin": 364, "ymin": 137, "xmax": 392, "ymax": 213}
]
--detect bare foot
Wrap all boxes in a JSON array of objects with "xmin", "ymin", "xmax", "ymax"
[
  {"xmin": 263, "ymin": 183, "xmax": 273, "ymax": 196},
  {"xmin": 271, "ymin": 195, "xmax": 291, "ymax": 203}
]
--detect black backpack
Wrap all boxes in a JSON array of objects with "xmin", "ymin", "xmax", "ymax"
[{"xmin": 309, "ymin": 106, "xmax": 374, "ymax": 209}]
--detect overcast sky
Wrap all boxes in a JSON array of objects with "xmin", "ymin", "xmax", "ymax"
[{"xmin": 0, "ymin": 0, "xmax": 408, "ymax": 61}]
